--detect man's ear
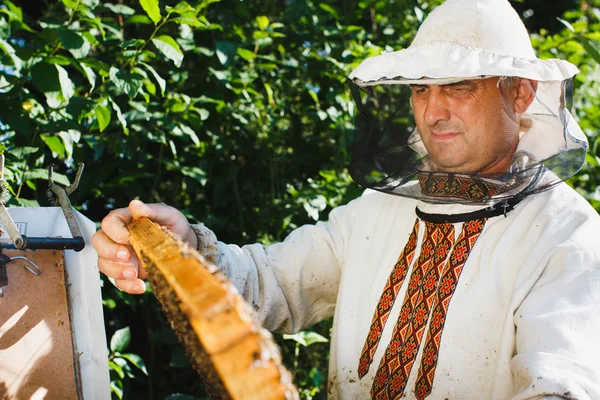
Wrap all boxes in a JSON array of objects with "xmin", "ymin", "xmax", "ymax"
[{"xmin": 514, "ymin": 79, "xmax": 538, "ymax": 113}]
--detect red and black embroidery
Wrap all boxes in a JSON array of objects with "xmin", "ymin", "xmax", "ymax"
[
  {"xmin": 414, "ymin": 218, "xmax": 487, "ymax": 399},
  {"xmin": 358, "ymin": 219, "xmax": 420, "ymax": 377},
  {"xmin": 418, "ymin": 172, "xmax": 517, "ymax": 201},
  {"xmin": 371, "ymin": 222, "xmax": 454, "ymax": 399},
  {"xmin": 358, "ymin": 218, "xmax": 487, "ymax": 400}
]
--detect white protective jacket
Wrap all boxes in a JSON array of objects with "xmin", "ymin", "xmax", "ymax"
[{"xmin": 194, "ymin": 182, "xmax": 600, "ymax": 399}]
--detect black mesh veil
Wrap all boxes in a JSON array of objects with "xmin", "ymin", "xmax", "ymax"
[{"xmin": 348, "ymin": 77, "xmax": 587, "ymax": 205}]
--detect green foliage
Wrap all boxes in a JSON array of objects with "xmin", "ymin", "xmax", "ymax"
[{"xmin": 1, "ymin": 0, "xmax": 599, "ymax": 399}]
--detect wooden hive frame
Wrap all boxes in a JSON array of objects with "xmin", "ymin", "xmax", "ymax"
[{"xmin": 127, "ymin": 217, "xmax": 299, "ymax": 400}]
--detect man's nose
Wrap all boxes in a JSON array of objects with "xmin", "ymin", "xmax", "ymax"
[{"xmin": 423, "ymin": 90, "xmax": 451, "ymax": 126}]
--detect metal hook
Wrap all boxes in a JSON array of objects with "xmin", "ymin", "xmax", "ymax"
[
  {"xmin": 0, "ymin": 256, "xmax": 41, "ymax": 297},
  {"xmin": 501, "ymin": 201, "xmax": 510, "ymax": 218},
  {"xmin": 10, "ymin": 256, "xmax": 41, "ymax": 276}
]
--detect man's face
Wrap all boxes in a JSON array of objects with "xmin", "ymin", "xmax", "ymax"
[{"xmin": 410, "ymin": 78, "xmax": 522, "ymax": 174}]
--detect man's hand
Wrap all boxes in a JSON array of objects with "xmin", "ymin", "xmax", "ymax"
[{"xmin": 92, "ymin": 200, "xmax": 198, "ymax": 294}]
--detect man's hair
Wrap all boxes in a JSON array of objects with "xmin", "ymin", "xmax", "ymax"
[{"xmin": 498, "ymin": 76, "xmax": 521, "ymax": 90}]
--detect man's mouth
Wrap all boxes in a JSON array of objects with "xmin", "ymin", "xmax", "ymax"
[{"xmin": 430, "ymin": 130, "xmax": 460, "ymax": 141}]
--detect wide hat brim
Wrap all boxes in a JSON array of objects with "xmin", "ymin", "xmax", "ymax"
[{"xmin": 348, "ymin": 41, "xmax": 579, "ymax": 86}]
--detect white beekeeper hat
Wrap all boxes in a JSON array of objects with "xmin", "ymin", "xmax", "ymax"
[
  {"xmin": 348, "ymin": 0, "xmax": 578, "ymax": 85},
  {"xmin": 346, "ymin": 0, "xmax": 588, "ymax": 205}
]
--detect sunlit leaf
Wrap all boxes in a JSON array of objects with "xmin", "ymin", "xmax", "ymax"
[
  {"xmin": 110, "ymin": 67, "xmax": 144, "ymax": 98},
  {"xmin": 120, "ymin": 39, "xmax": 145, "ymax": 49},
  {"xmin": 58, "ymin": 28, "xmax": 90, "ymax": 59},
  {"xmin": 151, "ymin": 35, "xmax": 183, "ymax": 67},
  {"xmin": 256, "ymin": 15, "xmax": 269, "ymax": 31},
  {"xmin": 237, "ymin": 48, "xmax": 255, "ymax": 61},
  {"xmin": 81, "ymin": 63, "xmax": 96, "ymax": 91},
  {"xmin": 57, "ymin": 65, "xmax": 75, "ymax": 102},
  {"xmin": 319, "ymin": 4, "xmax": 339, "ymax": 19},
  {"xmin": 0, "ymin": 38, "xmax": 22, "ymax": 71},
  {"xmin": 94, "ymin": 104, "xmax": 111, "ymax": 132},
  {"xmin": 109, "ymin": 379, "xmax": 123, "ymax": 400},
  {"xmin": 139, "ymin": 0, "xmax": 162, "ymax": 23},
  {"xmin": 109, "ymin": 97, "xmax": 129, "ymax": 134},
  {"xmin": 110, "ymin": 327, "xmax": 131, "ymax": 353},
  {"xmin": 165, "ymin": 3, "xmax": 195, "ymax": 16},
  {"xmin": 140, "ymin": 62, "xmax": 166, "ymax": 95},
  {"xmin": 125, "ymin": 15, "xmax": 153, "ymax": 24},
  {"xmin": 2, "ymin": 0, "xmax": 22, "ymax": 22},
  {"xmin": 104, "ymin": 3, "xmax": 136, "ymax": 15},
  {"xmin": 23, "ymin": 169, "xmax": 70, "ymax": 186},
  {"xmin": 40, "ymin": 135, "xmax": 66, "ymax": 158},
  {"xmin": 31, "ymin": 62, "xmax": 74, "ymax": 106},
  {"xmin": 121, "ymin": 353, "xmax": 148, "ymax": 375}
]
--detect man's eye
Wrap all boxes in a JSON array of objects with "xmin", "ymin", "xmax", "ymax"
[
  {"xmin": 448, "ymin": 85, "xmax": 474, "ymax": 93},
  {"xmin": 412, "ymin": 87, "xmax": 427, "ymax": 94}
]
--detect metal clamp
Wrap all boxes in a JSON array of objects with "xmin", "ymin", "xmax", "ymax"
[
  {"xmin": 0, "ymin": 156, "xmax": 85, "ymax": 252},
  {"xmin": 0, "ymin": 254, "xmax": 42, "ymax": 297}
]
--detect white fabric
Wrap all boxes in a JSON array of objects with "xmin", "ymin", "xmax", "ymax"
[{"xmin": 197, "ymin": 182, "xmax": 600, "ymax": 399}]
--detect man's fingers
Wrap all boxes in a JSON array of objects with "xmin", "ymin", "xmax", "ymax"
[
  {"xmin": 100, "ymin": 207, "xmax": 134, "ymax": 245},
  {"xmin": 113, "ymin": 278, "xmax": 146, "ymax": 295},
  {"xmin": 98, "ymin": 257, "xmax": 139, "ymax": 280},
  {"xmin": 92, "ymin": 230, "xmax": 137, "ymax": 265},
  {"xmin": 129, "ymin": 200, "xmax": 184, "ymax": 225},
  {"xmin": 128, "ymin": 200, "xmax": 191, "ymax": 241}
]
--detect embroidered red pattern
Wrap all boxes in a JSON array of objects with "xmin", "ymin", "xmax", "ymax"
[
  {"xmin": 418, "ymin": 172, "xmax": 517, "ymax": 201},
  {"xmin": 413, "ymin": 218, "xmax": 487, "ymax": 399},
  {"xmin": 358, "ymin": 219, "xmax": 420, "ymax": 378},
  {"xmin": 358, "ymin": 218, "xmax": 487, "ymax": 400},
  {"xmin": 371, "ymin": 222, "xmax": 455, "ymax": 399}
]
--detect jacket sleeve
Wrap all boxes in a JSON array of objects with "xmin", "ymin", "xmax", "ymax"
[
  {"xmin": 191, "ymin": 198, "xmax": 360, "ymax": 334},
  {"xmin": 510, "ymin": 247, "xmax": 600, "ymax": 400}
]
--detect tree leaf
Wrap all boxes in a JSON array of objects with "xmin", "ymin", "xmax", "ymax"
[
  {"xmin": 109, "ymin": 360, "xmax": 125, "ymax": 379},
  {"xmin": 61, "ymin": 0, "xmax": 80, "ymax": 9},
  {"xmin": 215, "ymin": 41, "xmax": 236, "ymax": 65},
  {"xmin": 139, "ymin": 0, "xmax": 162, "ymax": 23},
  {"xmin": 120, "ymin": 39, "xmax": 145, "ymax": 49},
  {"xmin": 121, "ymin": 353, "xmax": 148, "ymax": 375},
  {"xmin": 109, "ymin": 380, "xmax": 123, "ymax": 400},
  {"xmin": 40, "ymin": 135, "xmax": 66, "ymax": 158},
  {"xmin": 282, "ymin": 331, "xmax": 328, "ymax": 347},
  {"xmin": 303, "ymin": 331, "xmax": 329, "ymax": 346},
  {"xmin": 140, "ymin": 62, "xmax": 166, "ymax": 96},
  {"xmin": 23, "ymin": 169, "xmax": 70, "ymax": 186},
  {"xmin": 237, "ymin": 48, "xmax": 255, "ymax": 61},
  {"xmin": 110, "ymin": 327, "xmax": 131, "ymax": 353},
  {"xmin": 109, "ymin": 67, "xmax": 144, "ymax": 98},
  {"xmin": 165, "ymin": 3, "xmax": 195, "ymax": 16},
  {"xmin": 579, "ymin": 35, "xmax": 600, "ymax": 64},
  {"xmin": 103, "ymin": 3, "xmax": 136, "ymax": 15},
  {"xmin": 81, "ymin": 59, "xmax": 111, "ymax": 76},
  {"xmin": 57, "ymin": 65, "xmax": 75, "ymax": 102},
  {"xmin": 58, "ymin": 28, "xmax": 90, "ymax": 59},
  {"xmin": 151, "ymin": 35, "xmax": 183, "ymax": 67},
  {"xmin": 264, "ymin": 82, "xmax": 274, "ymax": 105},
  {"xmin": 125, "ymin": 15, "xmax": 153, "ymax": 24},
  {"xmin": 2, "ymin": 0, "xmax": 22, "ymax": 22},
  {"xmin": 319, "ymin": 4, "xmax": 339, "ymax": 20},
  {"xmin": 0, "ymin": 38, "xmax": 22, "ymax": 71},
  {"xmin": 81, "ymin": 63, "xmax": 96, "ymax": 91},
  {"xmin": 94, "ymin": 104, "xmax": 111, "ymax": 132},
  {"xmin": 256, "ymin": 15, "xmax": 269, "ymax": 31},
  {"xmin": 109, "ymin": 97, "xmax": 129, "ymax": 134},
  {"xmin": 58, "ymin": 129, "xmax": 81, "ymax": 159}
]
